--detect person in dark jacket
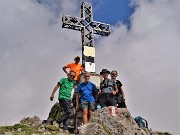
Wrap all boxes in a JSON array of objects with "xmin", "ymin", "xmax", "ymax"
[
  {"xmin": 110, "ymin": 70, "xmax": 127, "ymax": 108},
  {"xmin": 99, "ymin": 69, "xmax": 118, "ymax": 108}
]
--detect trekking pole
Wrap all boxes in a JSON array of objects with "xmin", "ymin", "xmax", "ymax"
[
  {"xmin": 73, "ymin": 97, "xmax": 79, "ymax": 134},
  {"xmin": 74, "ymin": 108, "xmax": 78, "ymax": 134}
]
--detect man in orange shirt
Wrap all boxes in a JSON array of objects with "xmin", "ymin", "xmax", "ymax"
[{"xmin": 62, "ymin": 56, "xmax": 84, "ymax": 84}]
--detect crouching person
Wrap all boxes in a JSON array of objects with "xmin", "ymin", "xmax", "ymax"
[
  {"xmin": 75, "ymin": 72, "xmax": 98, "ymax": 124},
  {"xmin": 50, "ymin": 70, "xmax": 76, "ymax": 130}
]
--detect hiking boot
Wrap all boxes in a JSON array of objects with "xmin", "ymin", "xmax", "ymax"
[
  {"xmin": 56, "ymin": 119, "xmax": 62, "ymax": 124},
  {"xmin": 59, "ymin": 123, "xmax": 63, "ymax": 128}
]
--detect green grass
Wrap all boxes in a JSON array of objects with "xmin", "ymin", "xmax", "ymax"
[
  {"xmin": 0, "ymin": 124, "xmax": 37, "ymax": 135},
  {"xmin": 0, "ymin": 124, "xmax": 62, "ymax": 135}
]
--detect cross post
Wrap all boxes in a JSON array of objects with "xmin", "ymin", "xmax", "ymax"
[{"xmin": 62, "ymin": 2, "xmax": 111, "ymax": 73}]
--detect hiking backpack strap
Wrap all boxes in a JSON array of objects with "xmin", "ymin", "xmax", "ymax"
[{"xmin": 100, "ymin": 79, "xmax": 115, "ymax": 90}]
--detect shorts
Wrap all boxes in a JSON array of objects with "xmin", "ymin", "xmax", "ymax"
[
  {"xmin": 80, "ymin": 102, "xmax": 95, "ymax": 110},
  {"xmin": 99, "ymin": 93, "xmax": 116, "ymax": 108}
]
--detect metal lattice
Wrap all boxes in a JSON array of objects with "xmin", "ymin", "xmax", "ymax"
[{"xmin": 62, "ymin": 2, "xmax": 111, "ymax": 72}]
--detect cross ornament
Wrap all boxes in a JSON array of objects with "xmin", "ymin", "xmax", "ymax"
[{"xmin": 62, "ymin": 2, "xmax": 111, "ymax": 73}]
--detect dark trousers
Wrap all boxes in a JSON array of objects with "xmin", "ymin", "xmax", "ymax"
[
  {"xmin": 99, "ymin": 93, "xmax": 116, "ymax": 108},
  {"xmin": 57, "ymin": 99, "xmax": 71, "ymax": 128},
  {"xmin": 115, "ymin": 94, "xmax": 127, "ymax": 108}
]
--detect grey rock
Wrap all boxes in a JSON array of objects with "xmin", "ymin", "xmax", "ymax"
[
  {"xmin": 20, "ymin": 115, "xmax": 41, "ymax": 127},
  {"xmin": 79, "ymin": 107, "xmax": 158, "ymax": 135},
  {"xmin": 38, "ymin": 127, "xmax": 45, "ymax": 133},
  {"xmin": 17, "ymin": 128, "xmax": 22, "ymax": 132},
  {"xmin": 1, "ymin": 108, "xmax": 163, "ymax": 135},
  {"xmin": 4, "ymin": 132, "xmax": 13, "ymax": 135}
]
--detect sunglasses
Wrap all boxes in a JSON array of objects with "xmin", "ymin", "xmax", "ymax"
[
  {"xmin": 69, "ymin": 74, "xmax": 76, "ymax": 78},
  {"xmin": 84, "ymin": 75, "xmax": 90, "ymax": 77},
  {"xmin": 111, "ymin": 73, "xmax": 117, "ymax": 76}
]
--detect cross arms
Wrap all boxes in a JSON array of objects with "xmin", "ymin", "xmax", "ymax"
[{"xmin": 62, "ymin": 15, "xmax": 111, "ymax": 36}]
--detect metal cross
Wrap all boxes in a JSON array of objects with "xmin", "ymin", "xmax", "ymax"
[{"xmin": 62, "ymin": 2, "xmax": 111, "ymax": 73}]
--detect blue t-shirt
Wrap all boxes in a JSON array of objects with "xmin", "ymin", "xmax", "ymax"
[{"xmin": 76, "ymin": 82, "xmax": 98, "ymax": 102}]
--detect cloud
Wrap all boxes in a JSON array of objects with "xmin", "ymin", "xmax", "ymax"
[
  {"xmin": 0, "ymin": 0, "xmax": 81, "ymax": 124},
  {"xmin": 96, "ymin": 0, "xmax": 179, "ymax": 134},
  {"xmin": 0, "ymin": 0, "xmax": 179, "ymax": 134}
]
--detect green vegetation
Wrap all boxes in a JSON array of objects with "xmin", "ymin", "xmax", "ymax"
[
  {"xmin": 0, "ymin": 123, "xmax": 61, "ymax": 135},
  {"xmin": 0, "ymin": 124, "xmax": 37, "ymax": 135},
  {"xmin": 44, "ymin": 124, "xmax": 59, "ymax": 131}
]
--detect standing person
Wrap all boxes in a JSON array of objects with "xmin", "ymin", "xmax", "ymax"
[
  {"xmin": 50, "ymin": 70, "xmax": 76, "ymax": 130},
  {"xmin": 62, "ymin": 56, "xmax": 84, "ymax": 84},
  {"xmin": 99, "ymin": 69, "xmax": 118, "ymax": 108},
  {"xmin": 75, "ymin": 72, "xmax": 98, "ymax": 124},
  {"xmin": 110, "ymin": 70, "xmax": 127, "ymax": 108}
]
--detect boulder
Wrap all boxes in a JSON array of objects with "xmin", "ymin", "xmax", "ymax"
[{"xmin": 79, "ymin": 107, "xmax": 157, "ymax": 135}]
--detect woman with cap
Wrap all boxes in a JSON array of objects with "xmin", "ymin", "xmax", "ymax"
[
  {"xmin": 99, "ymin": 69, "xmax": 118, "ymax": 108},
  {"xmin": 110, "ymin": 70, "xmax": 126, "ymax": 108}
]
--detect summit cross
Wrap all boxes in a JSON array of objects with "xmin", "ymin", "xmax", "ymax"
[{"xmin": 62, "ymin": 2, "xmax": 111, "ymax": 72}]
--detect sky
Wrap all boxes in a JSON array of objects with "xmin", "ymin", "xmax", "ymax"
[{"xmin": 0, "ymin": 0, "xmax": 179, "ymax": 134}]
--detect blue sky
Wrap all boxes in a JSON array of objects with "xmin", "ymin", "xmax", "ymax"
[
  {"xmin": 0, "ymin": 0, "xmax": 179, "ymax": 135},
  {"xmin": 92, "ymin": 0, "xmax": 135, "ymax": 26},
  {"xmin": 36, "ymin": 0, "xmax": 135, "ymax": 26}
]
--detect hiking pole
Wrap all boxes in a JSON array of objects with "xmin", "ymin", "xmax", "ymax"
[
  {"xmin": 74, "ymin": 107, "xmax": 78, "ymax": 134},
  {"xmin": 73, "ymin": 94, "xmax": 79, "ymax": 134}
]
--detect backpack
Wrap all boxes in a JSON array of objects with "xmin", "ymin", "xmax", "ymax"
[
  {"xmin": 100, "ymin": 79, "xmax": 115, "ymax": 92},
  {"xmin": 134, "ymin": 116, "xmax": 148, "ymax": 128},
  {"xmin": 43, "ymin": 102, "xmax": 63, "ymax": 124}
]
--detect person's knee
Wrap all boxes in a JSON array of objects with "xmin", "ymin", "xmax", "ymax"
[{"xmin": 83, "ymin": 109, "xmax": 88, "ymax": 115}]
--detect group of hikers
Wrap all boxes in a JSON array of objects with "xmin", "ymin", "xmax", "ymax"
[{"xmin": 49, "ymin": 56, "xmax": 127, "ymax": 130}]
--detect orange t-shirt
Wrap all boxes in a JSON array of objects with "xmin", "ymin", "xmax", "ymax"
[{"xmin": 66, "ymin": 63, "xmax": 82, "ymax": 81}]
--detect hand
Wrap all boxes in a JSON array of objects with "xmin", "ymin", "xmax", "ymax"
[{"xmin": 111, "ymin": 91, "xmax": 116, "ymax": 95}]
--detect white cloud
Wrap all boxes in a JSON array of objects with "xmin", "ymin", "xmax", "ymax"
[
  {"xmin": 96, "ymin": 0, "xmax": 179, "ymax": 134},
  {"xmin": 0, "ymin": 0, "xmax": 179, "ymax": 134}
]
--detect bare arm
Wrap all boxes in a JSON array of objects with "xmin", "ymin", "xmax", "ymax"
[
  {"xmin": 50, "ymin": 83, "xmax": 60, "ymax": 101},
  {"xmin": 73, "ymin": 85, "xmax": 77, "ymax": 98},
  {"xmin": 119, "ymin": 87, "xmax": 125, "ymax": 100},
  {"xmin": 95, "ymin": 92, "xmax": 98, "ymax": 102},
  {"xmin": 112, "ymin": 85, "xmax": 118, "ymax": 95},
  {"xmin": 81, "ymin": 66, "xmax": 85, "ymax": 74},
  {"xmin": 62, "ymin": 66, "xmax": 68, "ymax": 75}
]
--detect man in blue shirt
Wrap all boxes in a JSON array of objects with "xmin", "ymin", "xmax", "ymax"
[{"xmin": 75, "ymin": 72, "xmax": 98, "ymax": 124}]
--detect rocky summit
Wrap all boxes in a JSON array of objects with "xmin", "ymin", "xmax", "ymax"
[
  {"xmin": 0, "ymin": 107, "xmax": 171, "ymax": 135},
  {"xmin": 80, "ymin": 107, "xmax": 155, "ymax": 135}
]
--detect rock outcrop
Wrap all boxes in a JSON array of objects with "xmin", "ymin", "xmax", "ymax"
[
  {"xmin": 79, "ymin": 107, "xmax": 156, "ymax": 135},
  {"xmin": 0, "ymin": 107, "xmax": 171, "ymax": 135}
]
